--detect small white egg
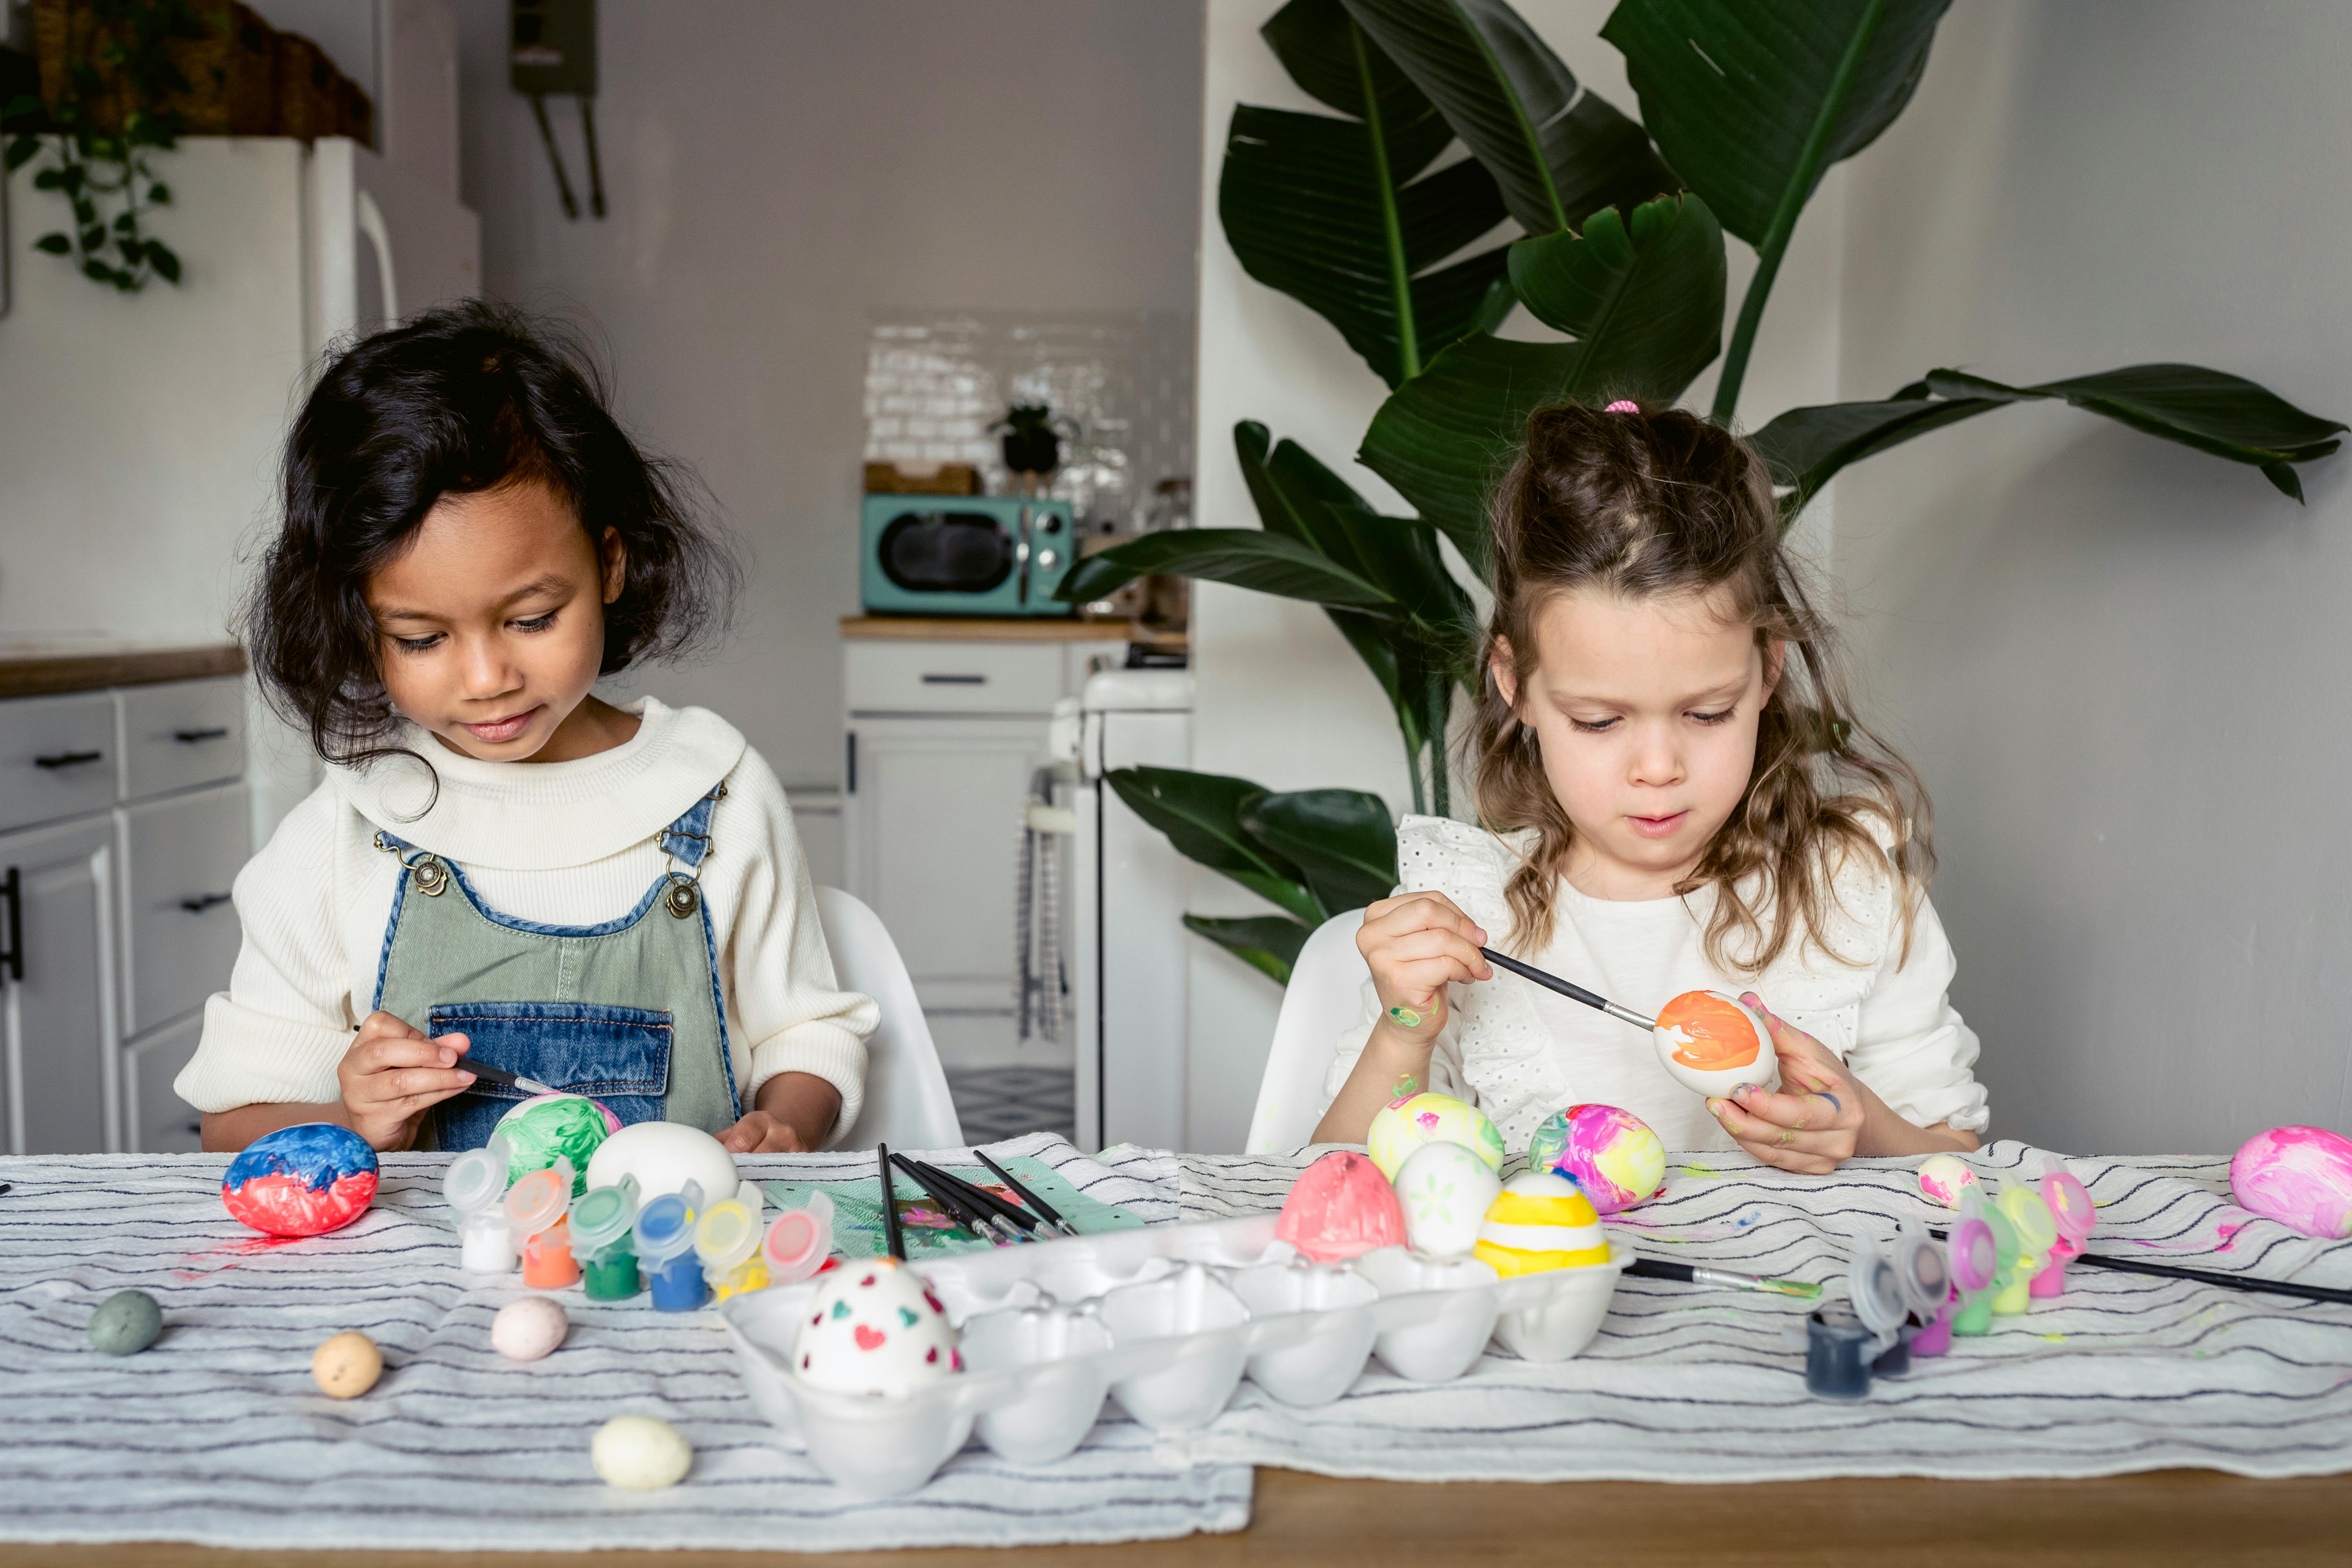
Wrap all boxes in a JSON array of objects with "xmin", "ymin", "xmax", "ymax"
[
  {"xmin": 592, "ymin": 1415, "xmax": 693, "ymax": 1492},
  {"xmin": 1916, "ymin": 1152, "xmax": 1980, "ymax": 1209},
  {"xmin": 1392, "ymin": 1140, "xmax": 1503, "ymax": 1260},
  {"xmin": 492, "ymin": 1296, "xmax": 569, "ymax": 1361}
]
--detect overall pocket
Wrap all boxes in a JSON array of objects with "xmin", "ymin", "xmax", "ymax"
[{"xmin": 425, "ymin": 1001, "xmax": 674, "ymax": 1152}]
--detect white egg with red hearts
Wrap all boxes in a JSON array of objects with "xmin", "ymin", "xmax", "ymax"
[{"xmin": 796, "ymin": 1257, "xmax": 962, "ymax": 1396}]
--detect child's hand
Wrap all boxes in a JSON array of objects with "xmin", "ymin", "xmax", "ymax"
[
  {"xmin": 338, "ymin": 1011, "xmax": 477, "ymax": 1151},
  {"xmin": 718, "ymin": 1111, "xmax": 809, "ymax": 1154},
  {"xmin": 1704, "ymin": 993, "xmax": 1864, "ymax": 1174},
  {"xmin": 1357, "ymin": 891, "xmax": 1494, "ymax": 1045}
]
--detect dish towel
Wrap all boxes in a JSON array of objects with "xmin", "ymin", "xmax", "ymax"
[
  {"xmin": 0, "ymin": 1132, "xmax": 1245, "ymax": 1553},
  {"xmin": 1165, "ymin": 1139, "xmax": 2352, "ymax": 1482}
]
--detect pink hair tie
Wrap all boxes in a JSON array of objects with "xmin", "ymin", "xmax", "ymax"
[{"xmin": 1603, "ymin": 399, "xmax": 1639, "ymax": 414}]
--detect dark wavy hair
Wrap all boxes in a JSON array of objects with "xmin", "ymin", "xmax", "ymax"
[
  {"xmin": 1473, "ymin": 400, "xmax": 1932, "ymax": 975},
  {"xmin": 243, "ymin": 301, "xmax": 740, "ymax": 773}
]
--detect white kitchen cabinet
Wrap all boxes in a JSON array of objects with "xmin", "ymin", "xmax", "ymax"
[
  {"xmin": 0, "ymin": 815, "xmax": 119, "ymax": 1155},
  {"xmin": 125, "ymin": 1011, "xmax": 205, "ymax": 1154}
]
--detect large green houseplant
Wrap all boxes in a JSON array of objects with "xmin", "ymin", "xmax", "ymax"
[{"xmin": 1063, "ymin": 0, "xmax": 2343, "ymax": 984}]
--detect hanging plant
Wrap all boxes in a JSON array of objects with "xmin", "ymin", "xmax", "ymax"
[{"xmin": 2, "ymin": 0, "xmax": 210, "ymax": 292}]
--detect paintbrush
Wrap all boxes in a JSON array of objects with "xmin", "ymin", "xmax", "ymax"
[
  {"xmin": 1927, "ymin": 1228, "xmax": 2352, "ymax": 1307},
  {"xmin": 876, "ymin": 1144, "xmax": 906, "ymax": 1260},
  {"xmin": 1477, "ymin": 947, "xmax": 1657, "ymax": 1033},
  {"xmin": 973, "ymin": 1148, "xmax": 1082, "ymax": 1238},
  {"xmin": 1626, "ymin": 1256, "xmax": 1822, "ymax": 1299},
  {"xmin": 452, "ymin": 1056, "xmax": 561, "ymax": 1097},
  {"xmin": 891, "ymin": 1152, "xmax": 1018, "ymax": 1246},
  {"xmin": 912, "ymin": 1159, "xmax": 1040, "ymax": 1238}
]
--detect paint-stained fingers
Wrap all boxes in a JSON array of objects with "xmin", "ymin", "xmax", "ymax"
[{"xmin": 1708, "ymin": 1095, "xmax": 1851, "ymax": 1167}]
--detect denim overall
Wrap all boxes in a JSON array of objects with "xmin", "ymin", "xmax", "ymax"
[{"xmin": 370, "ymin": 784, "xmax": 738, "ymax": 1149}]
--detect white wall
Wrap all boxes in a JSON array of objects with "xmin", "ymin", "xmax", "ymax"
[
  {"xmin": 450, "ymin": 0, "xmax": 1206, "ymax": 789},
  {"xmin": 1186, "ymin": 0, "xmax": 1846, "ymax": 1153},
  {"xmin": 1833, "ymin": 1, "xmax": 2352, "ymax": 1153}
]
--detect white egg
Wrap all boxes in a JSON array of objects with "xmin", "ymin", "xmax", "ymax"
[
  {"xmin": 492, "ymin": 1296, "xmax": 568, "ymax": 1362},
  {"xmin": 1391, "ymin": 1140, "xmax": 1503, "ymax": 1260},
  {"xmin": 584, "ymin": 1121, "xmax": 739, "ymax": 1203},
  {"xmin": 1916, "ymin": 1152, "xmax": 1980, "ymax": 1208},
  {"xmin": 592, "ymin": 1415, "xmax": 692, "ymax": 1491},
  {"xmin": 1651, "ymin": 989, "xmax": 1781, "ymax": 1100},
  {"xmin": 795, "ymin": 1257, "xmax": 962, "ymax": 1396}
]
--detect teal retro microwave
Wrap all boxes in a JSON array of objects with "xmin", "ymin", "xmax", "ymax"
[{"xmin": 859, "ymin": 495, "xmax": 1078, "ymax": 616}]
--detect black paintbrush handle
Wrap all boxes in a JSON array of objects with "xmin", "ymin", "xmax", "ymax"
[
  {"xmin": 891, "ymin": 1152, "xmax": 1006, "ymax": 1245},
  {"xmin": 1627, "ymin": 1257, "xmax": 1698, "ymax": 1285},
  {"xmin": 919, "ymin": 1160, "xmax": 1038, "ymax": 1232},
  {"xmin": 975, "ymin": 1148, "xmax": 1079, "ymax": 1235},
  {"xmin": 877, "ymin": 1144, "xmax": 906, "ymax": 1261},
  {"xmin": 1477, "ymin": 947, "xmax": 1657, "ymax": 1033},
  {"xmin": 1928, "ymin": 1228, "xmax": 2352, "ymax": 1306}
]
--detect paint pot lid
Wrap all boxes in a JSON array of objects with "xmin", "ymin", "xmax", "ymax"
[
  {"xmin": 1948, "ymin": 1216, "xmax": 1999, "ymax": 1292},
  {"xmin": 444, "ymin": 1143, "xmax": 509, "ymax": 1216},
  {"xmin": 693, "ymin": 1198, "xmax": 759, "ymax": 1271},
  {"xmin": 1892, "ymin": 1221, "xmax": 1950, "ymax": 1317},
  {"xmin": 764, "ymin": 1192, "xmax": 835, "ymax": 1280},
  {"xmin": 632, "ymin": 1181, "xmax": 703, "ymax": 1263},
  {"xmin": 2038, "ymin": 1161, "xmax": 2095, "ymax": 1242},
  {"xmin": 504, "ymin": 1161, "xmax": 572, "ymax": 1236},
  {"xmin": 570, "ymin": 1176, "xmax": 641, "ymax": 1252},
  {"xmin": 1846, "ymin": 1243, "xmax": 1909, "ymax": 1341}
]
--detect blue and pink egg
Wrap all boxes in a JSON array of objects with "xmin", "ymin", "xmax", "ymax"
[{"xmin": 221, "ymin": 1122, "xmax": 379, "ymax": 1237}]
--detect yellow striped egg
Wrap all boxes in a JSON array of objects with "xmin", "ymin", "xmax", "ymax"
[{"xmin": 1473, "ymin": 1171, "xmax": 1610, "ymax": 1277}]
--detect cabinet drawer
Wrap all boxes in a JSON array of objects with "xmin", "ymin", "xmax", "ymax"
[
  {"xmin": 126, "ymin": 1013, "xmax": 205, "ymax": 1153},
  {"xmin": 118, "ymin": 781, "xmax": 249, "ymax": 1036},
  {"xmin": 0, "ymin": 691, "xmax": 117, "ymax": 833},
  {"xmin": 845, "ymin": 641, "xmax": 1066, "ymax": 715},
  {"xmin": 117, "ymin": 677, "xmax": 247, "ymax": 800}
]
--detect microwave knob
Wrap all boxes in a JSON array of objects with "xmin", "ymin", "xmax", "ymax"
[
  {"xmin": 1041, "ymin": 514, "xmax": 1063, "ymax": 534},
  {"xmin": 1035, "ymin": 548, "xmax": 1060, "ymax": 571}
]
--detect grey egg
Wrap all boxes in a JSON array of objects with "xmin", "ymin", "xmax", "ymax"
[{"xmin": 88, "ymin": 1290, "xmax": 163, "ymax": 1356}]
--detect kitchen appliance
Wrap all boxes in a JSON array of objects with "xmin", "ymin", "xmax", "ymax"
[
  {"xmin": 860, "ymin": 495, "xmax": 1078, "ymax": 617},
  {"xmin": 1065, "ymin": 668, "xmax": 1193, "ymax": 1152}
]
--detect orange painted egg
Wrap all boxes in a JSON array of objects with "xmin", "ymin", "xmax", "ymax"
[{"xmin": 1652, "ymin": 990, "xmax": 1778, "ymax": 1098}]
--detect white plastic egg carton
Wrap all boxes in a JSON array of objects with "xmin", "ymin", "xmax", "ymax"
[{"xmin": 719, "ymin": 1214, "xmax": 1629, "ymax": 1496}]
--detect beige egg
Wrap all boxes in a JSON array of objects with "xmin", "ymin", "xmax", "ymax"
[
  {"xmin": 312, "ymin": 1331, "xmax": 383, "ymax": 1399},
  {"xmin": 492, "ymin": 1296, "xmax": 570, "ymax": 1362},
  {"xmin": 593, "ymin": 1414, "xmax": 693, "ymax": 1491}
]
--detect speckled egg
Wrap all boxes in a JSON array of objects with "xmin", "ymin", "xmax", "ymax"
[
  {"xmin": 1474, "ymin": 1171, "xmax": 1610, "ymax": 1278},
  {"xmin": 796, "ymin": 1257, "xmax": 962, "ymax": 1396},
  {"xmin": 1275, "ymin": 1150, "xmax": 1408, "ymax": 1263},
  {"xmin": 494, "ymin": 1094, "xmax": 619, "ymax": 1197},
  {"xmin": 312, "ymin": 1331, "xmax": 383, "ymax": 1399},
  {"xmin": 1916, "ymin": 1152, "xmax": 1981, "ymax": 1209},
  {"xmin": 593, "ymin": 1415, "xmax": 693, "ymax": 1491},
  {"xmin": 1365, "ymin": 1091, "xmax": 1504, "ymax": 1179},
  {"xmin": 1392, "ymin": 1140, "xmax": 1502, "ymax": 1259},
  {"xmin": 584, "ymin": 1120, "xmax": 739, "ymax": 1204},
  {"xmin": 1528, "ymin": 1103, "xmax": 1667, "ymax": 1215},
  {"xmin": 87, "ymin": 1289, "xmax": 163, "ymax": 1356},
  {"xmin": 222, "ymin": 1122, "xmax": 379, "ymax": 1237},
  {"xmin": 492, "ymin": 1296, "xmax": 569, "ymax": 1362},
  {"xmin": 1652, "ymin": 990, "xmax": 1779, "ymax": 1099}
]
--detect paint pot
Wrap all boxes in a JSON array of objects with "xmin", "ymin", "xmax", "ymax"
[
  {"xmin": 444, "ymin": 1135, "xmax": 519, "ymax": 1274},
  {"xmin": 2031, "ymin": 1155, "xmax": 2096, "ymax": 1298},
  {"xmin": 505, "ymin": 1159, "xmax": 579, "ymax": 1290},
  {"xmin": 570, "ymin": 1176, "xmax": 644, "ymax": 1301},
  {"xmin": 1950, "ymin": 1189, "xmax": 2017, "ymax": 1337},
  {"xmin": 1992, "ymin": 1186, "xmax": 2056, "ymax": 1316},
  {"xmin": 1805, "ymin": 1304, "xmax": 1877, "ymax": 1399},
  {"xmin": 635, "ymin": 1180, "xmax": 708, "ymax": 1312},
  {"xmin": 694, "ymin": 1194, "xmax": 769, "ymax": 1301},
  {"xmin": 763, "ymin": 1191, "xmax": 835, "ymax": 1285}
]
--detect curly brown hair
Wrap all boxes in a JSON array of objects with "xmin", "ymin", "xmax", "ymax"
[{"xmin": 1472, "ymin": 400, "xmax": 1931, "ymax": 975}]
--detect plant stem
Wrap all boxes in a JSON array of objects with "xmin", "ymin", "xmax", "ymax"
[
  {"xmin": 1427, "ymin": 664, "xmax": 1451, "ymax": 817},
  {"xmin": 1709, "ymin": 0, "xmax": 1888, "ymax": 427},
  {"xmin": 1352, "ymin": 18, "xmax": 1419, "ymax": 383}
]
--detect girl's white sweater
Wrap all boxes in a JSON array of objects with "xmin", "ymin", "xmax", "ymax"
[{"xmin": 176, "ymin": 697, "xmax": 877, "ymax": 1142}]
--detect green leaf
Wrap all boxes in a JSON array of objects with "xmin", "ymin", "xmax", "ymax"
[
  {"xmin": 1104, "ymin": 766, "xmax": 1325, "ymax": 924},
  {"xmin": 83, "ymin": 260, "xmax": 115, "ymax": 283},
  {"xmin": 1505, "ymin": 191, "xmax": 1726, "ymax": 401},
  {"xmin": 1751, "ymin": 363, "xmax": 2346, "ymax": 515},
  {"xmin": 114, "ymin": 211, "xmax": 136, "ymax": 232},
  {"xmin": 35, "ymin": 232, "xmax": 72, "ymax": 254},
  {"xmin": 81, "ymin": 226, "xmax": 106, "ymax": 250},
  {"xmin": 1054, "ymin": 527, "xmax": 1397, "ymax": 610},
  {"xmin": 1240, "ymin": 789, "xmax": 1399, "ymax": 915},
  {"xmin": 60, "ymin": 162, "xmax": 85, "ymax": 194},
  {"xmin": 3, "ymin": 93, "xmax": 45, "ymax": 125},
  {"xmin": 1182, "ymin": 915, "xmax": 1314, "ymax": 985},
  {"xmin": 148, "ymin": 241, "xmax": 179, "ymax": 283},
  {"xmin": 1342, "ymin": 0, "xmax": 1676, "ymax": 235},
  {"xmin": 33, "ymin": 166, "xmax": 62, "ymax": 189},
  {"xmin": 5, "ymin": 134, "xmax": 40, "ymax": 171},
  {"xmin": 1601, "ymin": 0, "xmax": 1949, "ymax": 247},
  {"xmin": 148, "ymin": 182, "xmax": 169, "ymax": 203}
]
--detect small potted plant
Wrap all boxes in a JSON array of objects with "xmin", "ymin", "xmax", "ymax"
[{"xmin": 991, "ymin": 402, "xmax": 1072, "ymax": 478}]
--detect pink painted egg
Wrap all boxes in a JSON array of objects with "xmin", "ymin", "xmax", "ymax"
[
  {"xmin": 1527, "ymin": 1103, "xmax": 1666, "ymax": 1214},
  {"xmin": 221, "ymin": 1122, "xmax": 378, "ymax": 1237},
  {"xmin": 2230, "ymin": 1125, "xmax": 2352, "ymax": 1240},
  {"xmin": 1274, "ymin": 1150, "xmax": 1406, "ymax": 1263}
]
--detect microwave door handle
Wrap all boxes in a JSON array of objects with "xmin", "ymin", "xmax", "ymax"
[{"xmin": 1016, "ymin": 505, "xmax": 1033, "ymax": 604}]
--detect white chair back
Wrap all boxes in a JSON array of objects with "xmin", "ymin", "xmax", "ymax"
[
  {"xmin": 816, "ymin": 885, "xmax": 965, "ymax": 1151},
  {"xmin": 1244, "ymin": 908, "xmax": 1371, "ymax": 1155}
]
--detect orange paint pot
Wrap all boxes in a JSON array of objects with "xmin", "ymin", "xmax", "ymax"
[{"xmin": 1652, "ymin": 990, "xmax": 1778, "ymax": 1098}]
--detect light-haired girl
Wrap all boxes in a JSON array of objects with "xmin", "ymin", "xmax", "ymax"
[{"xmin": 1313, "ymin": 401, "xmax": 1986, "ymax": 1171}]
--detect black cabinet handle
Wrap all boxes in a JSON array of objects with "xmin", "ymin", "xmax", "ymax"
[
  {"xmin": 1, "ymin": 866, "xmax": 20, "ymax": 983},
  {"xmin": 33, "ymin": 750, "xmax": 103, "ymax": 769},
  {"xmin": 845, "ymin": 731, "xmax": 857, "ymax": 795},
  {"xmin": 920, "ymin": 673, "xmax": 987, "ymax": 685},
  {"xmin": 180, "ymin": 892, "xmax": 234, "ymax": 914},
  {"xmin": 173, "ymin": 727, "xmax": 230, "ymax": 744}
]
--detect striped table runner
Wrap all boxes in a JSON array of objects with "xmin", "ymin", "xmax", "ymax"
[
  {"xmin": 0, "ymin": 1133, "xmax": 1244, "ymax": 1553},
  {"xmin": 1162, "ymin": 1139, "xmax": 2352, "ymax": 1482}
]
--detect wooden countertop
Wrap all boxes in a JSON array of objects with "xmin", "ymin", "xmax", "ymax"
[
  {"xmin": 8, "ymin": 1466, "xmax": 2346, "ymax": 1566},
  {"xmin": 841, "ymin": 616, "xmax": 1186, "ymax": 649},
  {"xmin": 0, "ymin": 640, "xmax": 246, "ymax": 699}
]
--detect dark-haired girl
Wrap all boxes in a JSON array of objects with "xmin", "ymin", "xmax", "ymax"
[
  {"xmin": 1313, "ymin": 401, "xmax": 1985, "ymax": 1172},
  {"xmin": 181, "ymin": 303, "xmax": 875, "ymax": 1156}
]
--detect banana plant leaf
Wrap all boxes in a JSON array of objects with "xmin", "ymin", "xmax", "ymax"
[
  {"xmin": 1239, "ymin": 788, "xmax": 1399, "ymax": 914},
  {"xmin": 1342, "ymin": 0, "xmax": 1677, "ymax": 237},
  {"xmin": 1105, "ymin": 766, "xmax": 1325, "ymax": 926},
  {"xmin": 1600, "ymin": 0, "xmax": 1950, "ymax": 249},
  {"xmin": 1055, "ymin": 527, "xmax": 1396, "ymax": 610},
  {"xmin": 1751, "ymin": 363, "xmax": 2349, "ymax": 514},
  {"xmin": 1223, "ymin": 0, "xmax": 1515, "ymax": 388},
  {"xmin": 1183, "ymin": 914, "xmax": 1316, "ymax": 984}
]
